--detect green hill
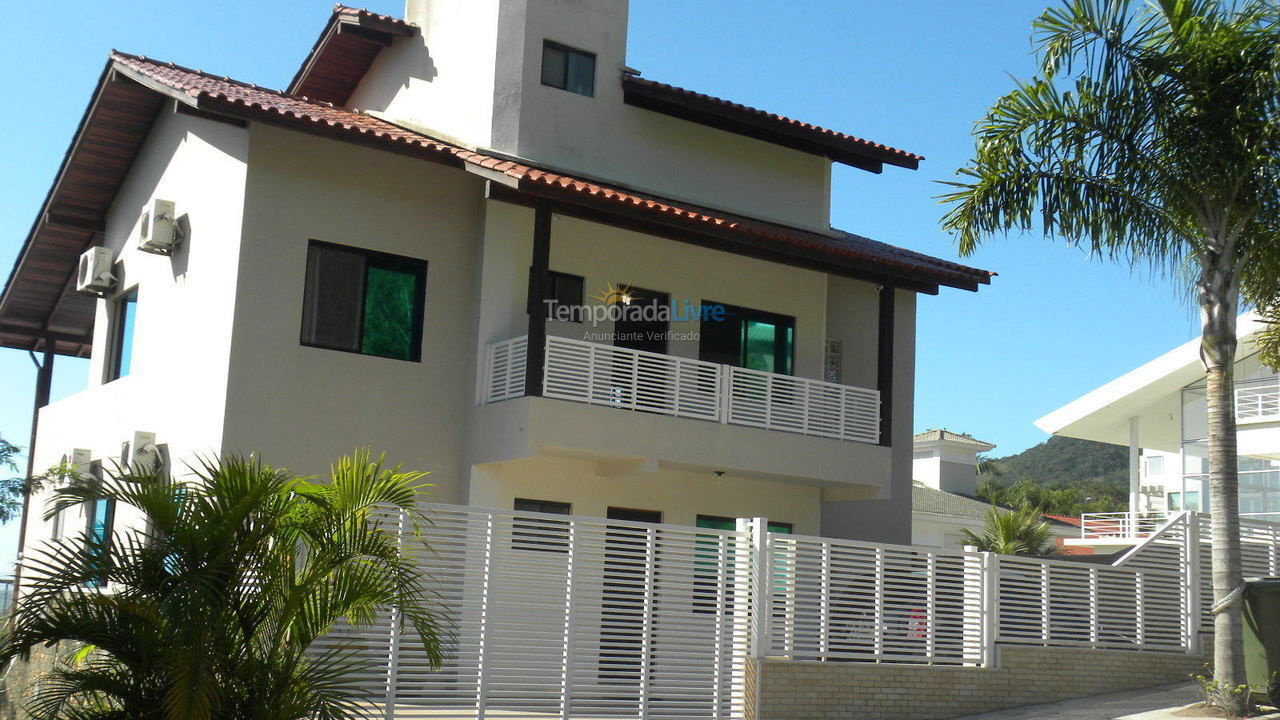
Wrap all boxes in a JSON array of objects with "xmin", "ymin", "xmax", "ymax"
[
  {"xmin": 991, "ymin": 436, "xmax": 1128, "ymax": 487},
  {"xmin": 979, "ymin": 436, "xmax": 1129, "ymax": 514}
]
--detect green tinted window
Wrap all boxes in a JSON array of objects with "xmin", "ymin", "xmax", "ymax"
[
  {"xmin": 362, "ymin": 265, "xmax": 419, "ymax": 360},
  {"xmin": 301, "ymin": 242, "xmax": 427, "ymax": 362}
]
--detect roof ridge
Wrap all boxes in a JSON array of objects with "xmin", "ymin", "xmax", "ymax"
[{"xmin": 112, "ymin": 50, "xmax": 299, "ymax": 101}]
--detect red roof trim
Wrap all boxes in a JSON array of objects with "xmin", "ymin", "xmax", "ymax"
[
  {"xmin": 112, "ymin": 52, "xmax": 993, "ymax": 291},
  {"xmin": 1, "ymin": 51, "xmax": 994, "ymax": 354}
]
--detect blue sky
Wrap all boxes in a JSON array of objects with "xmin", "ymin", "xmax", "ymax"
[{"xmin": 0, "ymin": 1, "xmax": 1204, "ymax": 558}]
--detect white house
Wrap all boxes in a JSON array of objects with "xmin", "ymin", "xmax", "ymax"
[
  {"xmin": 0, "ymin": 1, "xmax": 993, "ymax": 575},
  {"xmin": 1037, "ymin": 313, "xmax": 1280, "ymax": 544},
  {"xmin": 911, "ymin": 428, "xmax": 996, "ymax": 497},
  {"xmin": 909, "ymin": 430, "xmax": 1077, "ymax": 550}
]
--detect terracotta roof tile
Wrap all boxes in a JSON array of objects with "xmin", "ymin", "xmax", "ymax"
[
  {"xmin": 109, "ymin": 51, "xmax": 993, "ymax": 291},
  {"xmin": 332, "ymin": 4, "xmax": 415, "ymax": 30}
]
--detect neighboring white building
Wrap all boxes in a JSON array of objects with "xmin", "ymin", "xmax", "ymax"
[
  {"xmin": 912, "ymin": 429, "xmax": 996, "ymax": 497},
  {"xmin": 0, "ymin": 1, "xmax": 993, "ymax": 571},
  {"xmin": 909, "ymin": 431, "xmax": 1076, "ymax": 550},
  {"xmin": 1037, "ymin": 314, "xmax": 1280, "ymax": 526}
]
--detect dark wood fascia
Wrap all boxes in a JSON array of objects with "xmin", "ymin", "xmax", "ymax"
[
  {"xmin": 525, "ymin": 204, "xmax": 552, "ymax": 397},
  {"xmin": 622, "ymin": 79, "xmax": 922, "ymax": 173},
  {"xmin": 876, "ymin": 288, "xmax": 895, "ymax": 448}
]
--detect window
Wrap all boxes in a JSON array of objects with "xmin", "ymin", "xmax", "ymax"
[
  {"xmin": 531, "ymin": 270, "xmax": 585, "ymax": 322},
  {"xmin": 695, "ymin": 515, "xmax": 792, "ymax": 534},
  {"xmin": 1169, "ymin": 491, "xmax": 1201, "ymax": 512},
  {"xmin": 1145, "ymin": 455, "xmax": 1165, "ymax": 476},
  {"xmin": 699, "ymin": 302, "xmax": 795, "ymax": 375},
  {"xmin": 84, "ymin": 461, "xmax": 113, "ymax": 588},
  {"xmin": 541, "ymin": 41, "xmax": 596, "ymax": 97},
  {"xmin": 513, "ymin": 498, "xmax": 571, "ymax": 552},
  {"xmin": 300, "ymin": 241, "xmax": 427, "ymax": 362},
  {"xmin": 105, "ymin": 289, "xmax": 138, "ymax": 382}
]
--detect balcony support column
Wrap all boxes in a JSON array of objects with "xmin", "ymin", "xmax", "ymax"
[
  {"xmin": 16, "ymin": 341, "xmax": 54, "ymax": 597},
  {"xmin": 1129, "ymin": 416, "xmax": 1140, "ymax": 518},
  {"xmin": 525, "ymin": 203, "xmax": 552, "ymax": 397},
  {"xmin": 876, "ymin": 286, "xmax": 894, "ymax": 447}
]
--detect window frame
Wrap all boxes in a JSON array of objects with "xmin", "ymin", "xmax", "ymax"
[
  {"xmin": 512, "ymin": 498, "xmax": 572, "ymax": 552},
  {"xmin": 299, "ymin": 240, "xmax": 428, "ymax": 362},
  {"xmin": 530, "ymin": 269, "xmax": 586, "ymax": 322},
  {"xmin": 84, "ymin": 460, "xmax": 113, "ymax": 588},
  {"xmin": 541, "ymin": 40, "xmax": 596, "ymax": 97},
  {"xmin": 104, "ymin": 288, "xmax": 138, "ymax": 383},
  {"xmin": 698, "ymin": 301, "xmax": 796, "ymax": 375}
]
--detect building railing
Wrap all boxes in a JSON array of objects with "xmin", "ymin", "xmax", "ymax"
[
  {"xmin": 543, "ymin": 335, "xmax": 723, "ymax": 421},
  {"xmin": 1080, "ymin": 511, "xmax": 1170, "ymax": 539},
  {"xmin": 315, "ymin": 505, "xmax": 1277, "ymax": 718},
  {"xmin": 483, "ymin": 336, "xmax": 528, "ymax": 403},
  {"xmin": 1236, "ymin": 376, "xmax": 1280, "ymax": 421},
  {"xmin": 484, "ymin": 335, "xmax": 881, "ymax": 444}
]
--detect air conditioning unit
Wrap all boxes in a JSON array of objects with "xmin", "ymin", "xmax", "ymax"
[
  {"xmin": 130, "ymin": 431, "xmax": 160, "ymax": 472},
  {"xmin": 68, "ymin": 448, "xmax": 92, "ymax": 479},
  {"xmin": 137, "ymin": 199, "xmax": 182, "ymax": 255},
  {"xmin": 75, "ymin": 247, "xmax": 115, "ymax": 294}
]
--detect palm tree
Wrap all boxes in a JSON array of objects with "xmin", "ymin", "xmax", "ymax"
[
  {"xmin": 961, "ymin": 506, "xmax": 1058, "ymax": 556},
  {"xmin": 940, "ymin": 1, "xmax": 1280, "ymax": 708},
  {"xmin": 1, "ymin": 450, "xmax": 441, "ymax": 720}
]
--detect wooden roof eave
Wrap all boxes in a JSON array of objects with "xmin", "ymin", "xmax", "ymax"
[{"xmin": 0, "ymin": 61, "xmax": 167, "ymax": 357}]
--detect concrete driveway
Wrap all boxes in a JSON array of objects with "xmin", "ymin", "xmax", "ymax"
[{"xmin": 951, "ymin": 682, "xmax": 1280, "ymax": 720}]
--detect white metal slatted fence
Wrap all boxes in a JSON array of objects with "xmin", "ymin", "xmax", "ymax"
[
  {"xmin": 764, "ymin": 532, "xmax": 987, "ymax": 666},
  {"xmin": 308, "ymin": 507, "xmax": 1280, "ymax": 719},
  {"xmin": 316, "ymin": 504, "xmax": 752, "ymax": 720},
  {"xmin": 994, "ymin": 554, "xmax": 1185, "ymax": 652}
]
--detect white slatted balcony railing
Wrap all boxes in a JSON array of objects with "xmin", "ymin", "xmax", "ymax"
[
  {"xmin": 483, "ymin": 335, "xmax": 881, "ymax": 444},
  {"xmin": 726, "ymin": 366, "xmax": 881, "ymax": 443},
  {"xmin": 1080, "ymin": 512, "xmax": 1170, "ymax": 539},
  {"xmin": 484, "ymin": 336, "xmax": 528, "ymax": 403},
  {"xmin": 1237, "ymin": 376, "xmax": 1280, "ymax": 421},
  {"xmin": 543, "ymin": 335, "xmax": 722, "ymax": 421}
]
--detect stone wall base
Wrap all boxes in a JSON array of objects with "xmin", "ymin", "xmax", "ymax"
[{"xmin": 752, "ymin": 643, "xmax": 1209, "ymax": 720}]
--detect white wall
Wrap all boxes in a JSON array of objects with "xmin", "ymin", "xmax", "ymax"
[
  {"xmin": 221, "ymin": 123, "xmax": 487, "ymax": 504},
  {"xmin": 24, "ymin": 106, "xmax": 250, "ymax": 556},
  {"xmin": 469, "ymin": 455, "xmax": 822, "ymax": 534},
  {"xmin": 350, "ymin": 0, "xmax": 832, "ymax": 230}
]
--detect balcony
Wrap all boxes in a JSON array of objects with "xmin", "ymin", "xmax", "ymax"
[
  {"xmin": 1079, "ymin": 512, "xmax": 1171, "ymax": 540},
  {"xmin": 484, "ymin": 335, "xmax": 881, "ymax": 444},
  {"xmin": 1237, "ymin": 376, "xmax": 1280, "ymax": 422}
]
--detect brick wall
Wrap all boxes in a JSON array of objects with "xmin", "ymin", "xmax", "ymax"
[{"xmin": 752, "ymin": 643, "xmax": 1208, "ymax": 720}]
